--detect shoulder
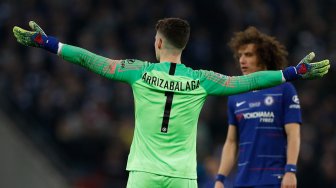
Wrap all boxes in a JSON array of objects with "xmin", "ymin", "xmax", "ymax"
[
  {"xmin": 174, "ymin": 64, "xmax": 209, "ymax": 78},
  {"xmin": 268, "ymin": 82, "xmax": 296, "ymax": 92},
  {"xmin": 122, "ymin": 59, "xmax": 152, "ymax": 66},
  {"xmin": 281, "ymin": 82, "xmax": 296, "ymax": 88},
  {"xmin": 279, "ymin": 82, "xmax": 297, "ymax": 93},
  {"xmin": 119, "ymin": 59, "xmax": 155, "ymax": 72},
  {"xmin": 192, "ymin": 68, "xmax": 229, "ymax": 82},
  {"xmin": 278, "ymin": 83, "xmax": 299, "ymax": 103}
]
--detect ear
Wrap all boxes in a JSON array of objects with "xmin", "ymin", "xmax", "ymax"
[{"xmin": 158, "ymin": 38, "xmax": 163, "ymax": 49}]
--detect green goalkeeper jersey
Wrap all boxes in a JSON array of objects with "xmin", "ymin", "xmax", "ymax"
[{"xmin": 60, "ymin": 44, "xmax": 283, "ymax": 179}]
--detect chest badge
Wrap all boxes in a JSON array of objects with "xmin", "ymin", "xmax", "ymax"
[{"xmin": 264, "ymin": 96, "xmax": 274, "ymax": 106}]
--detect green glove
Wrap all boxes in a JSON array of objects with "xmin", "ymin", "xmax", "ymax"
[
  {"xmin": 283, "ymin": 52, "xmax": 330, "ymax": 81},
  {"xmin": 13, "ymin": 21, "xmax": 59, "ymax": 54}
]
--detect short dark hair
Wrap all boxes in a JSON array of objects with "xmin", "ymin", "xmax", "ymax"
[
  {"xmin": 229, "ymin": 26, "xmax": 288, "ymax": 70},
  {"xmin": 156, "ymin": 18, "xmax": 190, "ymax": 49}
]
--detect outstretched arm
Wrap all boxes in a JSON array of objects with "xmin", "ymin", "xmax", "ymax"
[
  {"xmin": 202, "ymin": 52, "xmax": 330, "ymax": 96},
  {"xmin": 59, "ymin": 43, "xmax": 121, "ymax": 79},
  {"xmin": 13, "ymin": 21, "xmax": 145, "ymax": 84}
]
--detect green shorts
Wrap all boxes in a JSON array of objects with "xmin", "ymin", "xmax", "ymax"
[{"xmin": 126, "ymin": 171, "xmax": 198, "ymax": 188}]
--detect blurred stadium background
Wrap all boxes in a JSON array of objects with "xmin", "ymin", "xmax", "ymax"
[{"xmin": 0, "ymin": 0, "xmax": 335, "ymax": 187}]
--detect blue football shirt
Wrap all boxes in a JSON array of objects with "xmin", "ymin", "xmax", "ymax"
[{"xmin": 227, "ymin": 83, "xmax": 302, "ymax": 186}]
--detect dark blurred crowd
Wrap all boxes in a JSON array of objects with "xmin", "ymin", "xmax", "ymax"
[{"xmin": 0, "ymin": 0, "xmax": 335, "ymax": 187}]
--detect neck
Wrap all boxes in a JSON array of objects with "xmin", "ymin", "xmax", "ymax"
[{"xmin": 159, "ymin": 49, "xmax": 182, "ymax": 64}]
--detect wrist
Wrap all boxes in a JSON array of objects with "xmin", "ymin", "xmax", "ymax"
[
  {"xmin": 282, "ymin": 66, "xmax": 300, "ymax": 81},
  {"xmin": 44, "ymin": 36, "xmax": 59, "ymax": 54},
  {"xmin": 285, "ymin": 164, "xmax": 297, "ymax": 174},
  {"xmin": 32, "ymin": 33, "xmax": 59, "ymax": 54},
  {"xmin": 215, "ymin": 174, "xmax": 226, "ymax": 184}
]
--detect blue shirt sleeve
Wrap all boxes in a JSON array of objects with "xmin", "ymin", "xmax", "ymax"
[{"xmin": 282, "ymin": 83, "xmax": 302, "ymax": 125}]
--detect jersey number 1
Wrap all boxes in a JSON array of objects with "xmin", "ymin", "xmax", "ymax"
[{"xmin": 161, "ymin": 91, "xmax": 174, "ymax": 133}]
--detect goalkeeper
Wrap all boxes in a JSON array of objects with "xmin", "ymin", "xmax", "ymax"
[{"xmin": 13, "ymin": 18, "xmax": 330, "ymax": 188}]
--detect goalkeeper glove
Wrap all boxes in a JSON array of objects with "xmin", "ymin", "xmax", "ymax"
[
  {"xmin": 283, "ymin": 52, "xmax": 330, "ymax": 81},
  {"xmin": 13, "ymin": 21, "xmax": 59, "ymax": 54}
]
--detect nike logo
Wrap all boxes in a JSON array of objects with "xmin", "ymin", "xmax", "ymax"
[{"xmin": 236, "ymin": 101, "xmax": 246, "ymax": 107}]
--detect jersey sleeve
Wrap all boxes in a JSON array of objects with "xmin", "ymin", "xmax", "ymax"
[
  {"xmin": 59, "ymin": 44, "xmax": 146, "ymax": 84},
  {"xmin": 282, "ymin": 83, "xmax": 302, "ymax": 124},
  {"xmin": 198, "ymin": 70, "xmax": 284, "ymax": 96},
  {"xmin": 227, "ymin": 96, "xmax": 238, "ymax": 126}
]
